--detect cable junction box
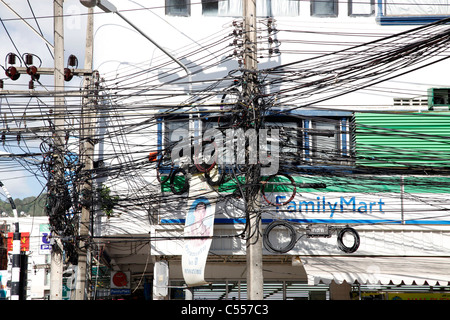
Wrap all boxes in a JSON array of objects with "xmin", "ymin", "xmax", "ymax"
[{"xmin": 306, "ymin": 224, "xmax": 331, "ymax": 238}]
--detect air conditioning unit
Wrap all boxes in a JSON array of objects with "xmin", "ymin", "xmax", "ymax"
[{"xmin": 428, "ymin": 88, "xmax": 450, "ymax": 110}]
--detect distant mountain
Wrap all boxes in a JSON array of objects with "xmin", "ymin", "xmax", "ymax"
[{"xmin": 0, "ymin": 194, "xmax": 47, "ymax": 217}]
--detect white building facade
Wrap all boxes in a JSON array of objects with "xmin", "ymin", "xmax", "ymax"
[{"xmin": 87, "ymin": 0, "xmax": 450, "ymax": 300}]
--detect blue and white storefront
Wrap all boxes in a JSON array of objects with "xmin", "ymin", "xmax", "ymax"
[{"xmin": 86, "ymin": 0, "xmax": 450, "ymax": 299}]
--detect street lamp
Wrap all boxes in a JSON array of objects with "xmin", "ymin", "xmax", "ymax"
[
  {"xmin": 79, "ymin": 0, "xmax": 192, "ymax": 84},
  {"xmin": 80, "ymin": 0, "xmax": 116, "ymax": 12}
]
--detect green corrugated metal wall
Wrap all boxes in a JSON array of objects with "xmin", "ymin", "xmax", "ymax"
[{"xmin": 354, "ymin": 112, "xmax": 450, "ymax": 168}]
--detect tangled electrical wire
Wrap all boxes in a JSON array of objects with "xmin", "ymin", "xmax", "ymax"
[{"xmin": 1, "ymin": 15, "xmax": 450, "ymax": 262}]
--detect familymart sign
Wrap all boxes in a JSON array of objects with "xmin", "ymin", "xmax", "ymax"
[
  {"xmin": 268, "ymin": 192, "xmax": 395, "ymax": 223},
  {"xmin": 260, "ymin": 175, "xmax": 450, "ymax": 225},
  {"xmin": 275, "ymin": 195, "xmax": 386, "ymax": 217}
]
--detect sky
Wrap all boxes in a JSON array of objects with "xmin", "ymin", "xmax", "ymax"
[{"xmin": 0, "ymin": 0, "xmax": 90, "ymax": 199}]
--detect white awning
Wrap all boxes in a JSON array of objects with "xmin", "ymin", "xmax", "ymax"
[{"xmin": 301, "ymin": 256, "xmax": 450, "ymax": 286}]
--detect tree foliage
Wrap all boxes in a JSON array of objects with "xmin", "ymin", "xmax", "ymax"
[{"xmin": 0, "ymin": 194, "xmax": 47, "ymax": 217}]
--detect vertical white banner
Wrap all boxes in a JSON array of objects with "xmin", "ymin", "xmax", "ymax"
[
  {"xmin": 182, "ymin": 173, "xmax": 215, "ymax": 287},
  {"xmin": 153, "ymin": 260, "xmax": 169, "ymax": 298}
]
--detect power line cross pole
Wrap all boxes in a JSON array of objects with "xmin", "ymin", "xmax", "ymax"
[
  {"xmin": 243, "ymin": 0, "xmax": 264, "ymax": 300},
  {"xmin": 0, "ymin": 0, "xmax": 94, "ymax": 300},
  {"xmin": 49, "ymin": 0, "xmax": 65, "ymax": 300},
  {"xmin": 74, "ymin": 6, "xmax": 96, "ymax": 300}
]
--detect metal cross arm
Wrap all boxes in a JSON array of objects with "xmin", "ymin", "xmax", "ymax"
[{"xmin": 9, "ymin": 67, "xmax": 93, "ymax": 77}]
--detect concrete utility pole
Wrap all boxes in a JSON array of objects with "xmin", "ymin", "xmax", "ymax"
[
  {"xmin": 50, "ymin": 0, "xmax": 65, "ymax": 300},
  {"xmin": 243, "ymin": 0, "xmax": 264, "ymax": 300},
  {"xmin": 0, "ymin": 0, "xmax": 94, "ymax": 300},
  {"xmin": 74, "ymin": 7, "xmax": 95, "ymax": 300},
  {"xmin": 0, "ymin": 181, "xmax": 22, "ymax": 300}
]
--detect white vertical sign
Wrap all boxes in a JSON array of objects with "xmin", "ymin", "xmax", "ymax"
[
  {"xmin": 182, "ymin": 173, "xmax": 215, "ymax": 287},
  {"xmin": 153, "ymin": 260, "xmax": 169, "ymax": 298}
]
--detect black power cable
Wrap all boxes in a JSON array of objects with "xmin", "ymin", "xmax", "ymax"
[
  {"xmin": 261, "ymin": 173, "xmax": 296, "ymax": 206},
  {"xmin": 263, "ymin": 220, "xmax": 298, "ymax": 253},
  {"xmin": 169, "ymin": 167, "xmax": 189, "ymax": 195},
  {"xmin": 337, "ymin": 227, "xmax": 360, "ymax": 253}
]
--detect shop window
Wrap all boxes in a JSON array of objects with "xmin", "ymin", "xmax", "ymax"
[
  {"xmin": 202, "ymin": 0, "xmax": 219, "ymax": 16},
  {"xmin": 348, "ymin": 0, "xmax": 374, "ymax": 16},
  {"xmin": 218, "ymin": 0, "xmax": 300, "ymax": 17},
  {"xmin": 166, "ymin": 0, "xmax": 190, "ymax": 16},
  {"xmin": 384, "ymin": 0, "xmax": 450, "ymax": 16},
  {"xmin": 311, "ymin": 0, "xmax": 338, "ymax": 17},
  {"xmin": 310, "ymin": 120, "xmax": 341, "ymax": 164},
  {"xmin": 266, "ymin": 116, "xmax": 353, "ymax": 166},
  {"xmin": 163, "ymin": 119, "xmax": 190, "ymax": 153},
  {"xmin": 265, "ymin": 120, "xmax": 300, "ymax": 165},
  {"xmin": 161, "ymin": 116, "xmax": 353, "ymax": 169}
]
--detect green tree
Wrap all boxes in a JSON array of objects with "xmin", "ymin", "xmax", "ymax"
[{"xmin": 0, "ymin": 194, "xmax": 47, "ymax": 216}]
